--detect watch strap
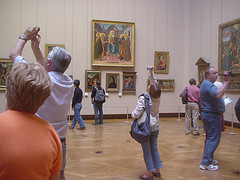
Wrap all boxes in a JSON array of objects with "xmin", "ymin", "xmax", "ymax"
[{"xmin": 19, "ymin": 35, "xmax": 27, "ymax": 42}]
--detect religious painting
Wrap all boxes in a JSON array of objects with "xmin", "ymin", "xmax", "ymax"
[
  {"xmin": 85, "ymin": 70, "xmax": 101, "ymax": 92},
  {"xmin": 195, "ymin": 57, "xmax": 210, "ymax": 85},
  {"xmin": 219, "ymin": 18, "xmax": 240, "ymax": 74},
  {"xmin": 227, "ymin": 81, "xmax": 240, "ymax": 92},
  {"xmin": 154, "ymin": 51, "xmax": 169, "ymax": 74},
  {"xmin": 106, "ymin": 73, "xmax": 120, "ymax": 92},
  {"xmin": 148, "ymin": 79, "xmax": 174, "ymax": 92},
  {"xmin": 92, "ymin": 20, "xmax": 135, "ymax": 67},
  {"xmin": 45, "ymin": 44, "xmax": 65, "ymax": 58},
  {"xmin": 0, "ymin": 59, "xmax": 12, "ymax": 90},
  {"xmin": 122, "ymin": 72, "xmax": 136, "ymax": 93}
]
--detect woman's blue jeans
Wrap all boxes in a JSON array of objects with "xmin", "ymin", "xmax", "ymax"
[
  {"xmin": 200, "ymin": 112, "xmax": 222, "ymax": 166},
  {"xmin": 71, "ymin": 103, "xmax": 85, "ymax": 128},
  {"xmin": 141, "ymin": 130, "xmax": 162, "ymax": 171}
]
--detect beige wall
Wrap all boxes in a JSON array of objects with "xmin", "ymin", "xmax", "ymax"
[{"xmin": 0, "ymin": 0, "xmax": 239, "ymax": 123}]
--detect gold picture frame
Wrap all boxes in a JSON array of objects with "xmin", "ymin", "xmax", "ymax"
[
  {"xmin": 92, "ymin": 20, "xmax": 135, "ymax": 67},
  {"xmin": 122, "ymin": 72, "xmax": 136, "ymax": 93},
  {"xmin": 218, "ymin": 18, "xmax": 240, "ymax": 74},
  {"xmin": 154, "ymin": 51, "xmax": 169, "ymax": 74},
  {"xmin": 227, "ymin": 81, "xmax": 240, "ymax": 92},
  {"xmin": 106, "ymin": 73, "xmax": 120, "ymax": 92},
  {"xmin": 148, "ymin": 79, "xmax": 175, "ymax": 92},
  {"xmin": 45, "ymin": 44, "xmax": 65, "ymax": 58},
  {"xmin": 85, "ymin": 70, "xmax": 101, "ymax": 92},
  {"xmin": 0, "ymin": 58, "xmax": 12, "ymax": 90}
]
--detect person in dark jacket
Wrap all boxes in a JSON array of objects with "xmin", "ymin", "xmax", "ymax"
[
  {"xmin": 91, "ymin": 80, "xmax": 105, "ymax": 125},
  {"xmin": 69, "ymin": 79, "xmax": 86, "ymax": 130},
  {"xmin": 235, "ymin": 97, "xmax": 240, "ymax": 122}
]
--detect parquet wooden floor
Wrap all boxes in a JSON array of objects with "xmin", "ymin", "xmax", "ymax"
[{"xmin": 65, "ymin": 118, "xmax": 240, "ymax": 180}]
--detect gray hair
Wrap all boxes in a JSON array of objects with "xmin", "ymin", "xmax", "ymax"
[{"xmin": 47, "ymin": 46, "xmax": 71, "ymax": 73}]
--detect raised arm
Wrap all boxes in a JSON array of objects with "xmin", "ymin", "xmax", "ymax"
[
  {"xmin": 31, "ymin": 34, "xmax": 47, "ymax": 67},
  {"xmin": 9, "ymin": 26, "xmax": 39, "ymax": 62},
  {"xmin": 216, "ymin": 72, "xmax": 230, "ymax": 99},
  {"xmin": 148, "ymin": 66, "xmax": 157, "ymax": 84}
]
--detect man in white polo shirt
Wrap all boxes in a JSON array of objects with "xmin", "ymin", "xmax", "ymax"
[{"xmin": 9, "ymin": 26, "xmax": 74, "ymax": 180}]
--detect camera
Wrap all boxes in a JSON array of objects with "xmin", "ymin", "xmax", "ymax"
[
  {"xmin": 147, "ymin": 66, "xmax": 154, "ymax": 70},
  {"xmin": 36, "ymin": 27, "xmax": 40, "ymax": 34},
  {"xmin": 223, "ymin": 71, "xmax": 235, "ymax": 77}
]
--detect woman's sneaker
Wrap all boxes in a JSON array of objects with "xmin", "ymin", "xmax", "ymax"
[{"xmin": 199, "ymin": 164, "xmax": 218, "ymax": 171}]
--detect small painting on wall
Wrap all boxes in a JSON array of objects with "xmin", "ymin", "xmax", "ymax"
[
  {"xmin": 154, "ymin": 51, "xmax": 169, "ymax": 74},
  {"xmin": 0, "ymin": 59, "xmax": 12, "ymax": 90},
  {"xmin": 85, "ymin": 70, "xmax": 101, "ymax": 92}
]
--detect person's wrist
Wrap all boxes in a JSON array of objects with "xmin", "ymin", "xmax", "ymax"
[{"xmin": 19, "ymin": 35, "xmax": 28, "ymax": 42}]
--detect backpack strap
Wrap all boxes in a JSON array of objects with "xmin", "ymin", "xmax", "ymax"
[{"xmin": 143, "ymin": 94, "xmax": 150, "ymax": 124}]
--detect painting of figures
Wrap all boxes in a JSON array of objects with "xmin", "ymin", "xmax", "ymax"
[
  {"xmin": 154, "ymin": 51, "xmax": 169, "ymax": 74},
  {"xmin": 0, "ymin": 59, "xmax": 12, "ymax": 90},
  {"xmin": 85, "ymin": 70, "xmax": 101, "ymax": 92},
  {"xmin": 219, "ymin": 18, "xmax": 240, "ymax": 74},
  {"xmin": 92, "ymin": 20, "xmax": 135, "ymax": 67}
]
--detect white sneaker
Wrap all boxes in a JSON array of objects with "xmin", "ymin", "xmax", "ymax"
[
  {"xmin": 212, "ymin": 160, "xmax": 218, "ymax": 165},
  {"xmin": 199, "ymin": 164, "xmax": 218, "ymax": 171}
]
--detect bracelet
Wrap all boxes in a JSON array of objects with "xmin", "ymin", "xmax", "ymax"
[{"xmin": 19, "ymin": 35, "xmax": 27, "ymax": 42}]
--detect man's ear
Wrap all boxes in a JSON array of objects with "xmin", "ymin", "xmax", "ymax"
[{"xmin": 46, "ymin": 60, "xmax": 53, "ymax": 71}]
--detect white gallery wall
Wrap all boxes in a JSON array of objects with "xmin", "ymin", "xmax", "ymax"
[{"xmin": 0, "ymin": 0, "xmax": 239, "ymax": 123}]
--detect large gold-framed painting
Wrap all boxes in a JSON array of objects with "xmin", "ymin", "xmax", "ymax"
[
  {"xmin": 219, "ymin": 18, "xmax": 240, "ymax": 74},
  {"xmin": 85, "ymin": 70, "xmax": 101, "ymax": 92},
  {"xmin": 45, "ymin": 44, "xmax": 65, "ymax": 58},
  {"xmin": 154, "ymin": 51, "xmax": 169, "ymax": 74},
  {"xmin": 0, "ymin": 59, "xmax": 12, "ymax": 90},
  {"xmin": 92, "ymin": 20, "xmax": 135, "ymax": 67}
]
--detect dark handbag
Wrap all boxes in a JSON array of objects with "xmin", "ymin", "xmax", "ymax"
[{"xmin": 130, "ymin": 94, "xmax": 151, "ymax": 143}]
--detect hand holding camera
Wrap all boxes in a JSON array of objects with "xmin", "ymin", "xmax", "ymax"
[
  {"xmin": 223, "ymin": 71, "xmax": 232, "ymax": 82},
  {"xmin": 147, "ymin": 66, "xmax": 154, "ymax": 70}
]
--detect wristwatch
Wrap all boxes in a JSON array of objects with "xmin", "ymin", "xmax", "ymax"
[{"xmin": 19, "ymin": 35, "xmax": 27, "ymax": 42}]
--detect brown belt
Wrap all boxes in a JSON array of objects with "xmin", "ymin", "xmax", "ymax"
[{"xmin": 60, "ymin": 138, "xmax": 66, "ymax": 143}]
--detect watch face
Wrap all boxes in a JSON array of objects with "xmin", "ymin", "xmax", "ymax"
[{"xmin": 19, "ymin": 35, "xmax": 27, "ymax": 42}]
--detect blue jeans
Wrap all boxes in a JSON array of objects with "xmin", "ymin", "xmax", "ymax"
[
  {"xmin": 60, "ymin": 140, "xmax": 66, "ymax": 180},
  {"xmin": 200, "ymin": 112, "xmax": 222, "ymax": 166},
  {"xmin": 93, "ymin": 102, "xmax": 103, "ymax": 124},
  {"xmin": 141, "ymin": 130, "xmax": 161, "ymax": 171},
  {"xmin": 71, "ymin": 103, "xmax": 85, "ymax": 128}
]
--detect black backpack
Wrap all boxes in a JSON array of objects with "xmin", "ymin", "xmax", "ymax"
[
  {"xmin": 181, "ymin": 87, "xmax": 188, "ymax": 104},
  {"xmin": 94, "ymin": 87, "xmax": 105, "ymax": 104}
]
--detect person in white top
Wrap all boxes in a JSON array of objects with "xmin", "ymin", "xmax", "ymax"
[
  {"xmin": 131, "ymin": 67, "xmax": 162, "ymax": 180},
  {"xmin": 9, "ymin": 26, "xmax": 74, "ymax": 180}
]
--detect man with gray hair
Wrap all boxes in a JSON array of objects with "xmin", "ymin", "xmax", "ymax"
[{"xmin": 9, "ymin": 26, "xmax": 74, "ymax": 180}]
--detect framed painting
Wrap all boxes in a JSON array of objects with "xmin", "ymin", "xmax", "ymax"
[
  {"xmin": 45, "ymin": 44, "xmax": 65, "ymax": 58},
  {"xmin": 227, "ymin": 81, "xmax": 240, "ymax": 92},
  {"xmin": 219, "ymin": 18, "xmax": 240, "ymax": 74},
  {"xmin": 106, "ymin": 73, "xmax": 120, "ymax": 92},
  {"xmin": 85, "ymin": 70, "xmax": 101, "ymax": 92},
  {"xmin": 92, "ymin": 20, "xmax": 135, "ymax": 67},
  {"xmin": 122, "ymin": 72, "xmax": 136, "ymax": 93},
  {"xmin": 154, "ymin": 51, "xmax": 169, "ymax": 74},
  {"xmin": 0, "ymin": 59, "xmax": 12, "ymax": 90},
  {"xmin": 148, "ymin": 79, "xmax": 175, "ymax": 92}
]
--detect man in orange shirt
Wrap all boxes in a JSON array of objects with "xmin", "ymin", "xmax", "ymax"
[{"xmin": 0, "ymin": 62, "xmax": 62, "ymax": 179}]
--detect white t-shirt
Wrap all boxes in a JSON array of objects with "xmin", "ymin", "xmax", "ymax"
[{"xmin": 14, "ymin": 56, "xmax": 74, "ymax": 139}]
